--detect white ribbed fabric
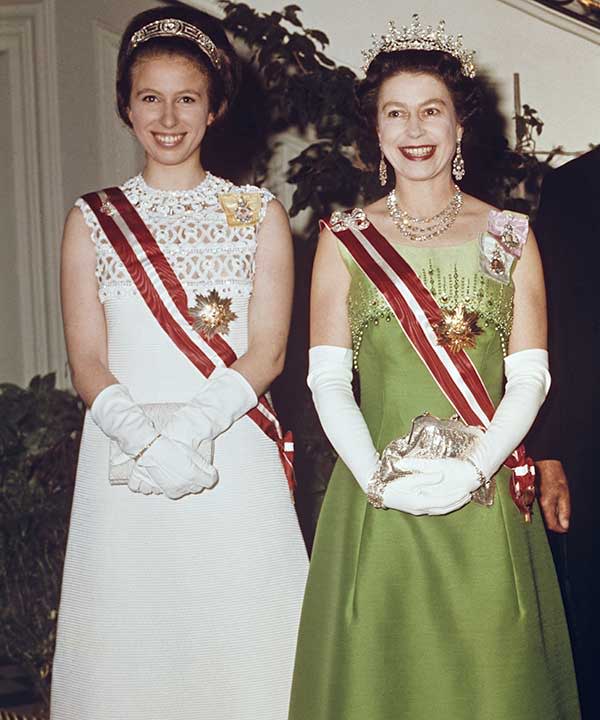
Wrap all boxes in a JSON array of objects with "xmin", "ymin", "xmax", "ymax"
[{"xmin": 50, "ymin": 176, "xmax": 308, "ymax": 720}]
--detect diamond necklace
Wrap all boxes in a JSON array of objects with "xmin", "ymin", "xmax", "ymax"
[{"xmin": 386, "ymin": 185, "xmax": 463, "ymax": 243}]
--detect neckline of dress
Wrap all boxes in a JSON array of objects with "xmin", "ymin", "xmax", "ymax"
[
  {"xmin": 131, "ymin": 172, "xmax": 222, "ymax": 198},
  {"xmin": 389, "ymin": 233, "xmax": 480, "ymax": 251}
]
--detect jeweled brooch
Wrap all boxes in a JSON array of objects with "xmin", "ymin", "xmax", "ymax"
[
  {"xmin": 189, "ymin": 289, "xmax": 237, "ymax": 339},
  {"xmin": 330, "ymin": 208, "xmax": 370, "ymax": 232},
  {"xmin": 487, "ymin": 210, "xmax": 528, "ymax": 258},
  {"xmin": 218, "ymin": 192, "xmax": 261, "ymax": 227},
  {"xmin": 433, "ymin": 305, "xmax": 482, "ymax": 353},
  {"xmin": 490, "ymin": 248, "xmax": 506, "ymax": 275},
  {"xmin": 99, "ymin": 200, "xmax": 116, "ymax": 216}
]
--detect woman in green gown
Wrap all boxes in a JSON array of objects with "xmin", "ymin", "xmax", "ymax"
[{"xmin": 288, "ymin": 17, "xmax": 580, "ymax": 720}]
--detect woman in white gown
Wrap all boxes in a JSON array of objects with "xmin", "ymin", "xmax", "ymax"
[{"xmin": 51, "ymin": 6, "xmax": 308, "ymax": 719}]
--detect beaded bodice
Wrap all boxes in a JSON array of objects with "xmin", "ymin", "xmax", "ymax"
[
  {"xmin": 341, "ymin": 230, "xmax": 519, "ymax": 368},
  {"xmin": 346, "ymin": 245, "xmax": 514, "ymax": 360},
  {"xmin": 76, "ymin": 173, "xmax": 274, "ymax": 303}
]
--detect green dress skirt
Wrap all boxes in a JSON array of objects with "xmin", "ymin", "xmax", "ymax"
[{"xmin": 288, "ymin": 233, "xmax": 580, "ymax": 720}]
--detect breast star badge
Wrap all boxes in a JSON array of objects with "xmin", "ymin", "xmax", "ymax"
[
  {"xmin": 433, "ymin": 305, "xmax": 482, "ymax": 353},
  {"xmin": 218, "ymin": 192, "xmax": 261, "ymax": 227},
  {"xmin": 189, "ymin": 289, "xmax": 237, "ymax": 339}
]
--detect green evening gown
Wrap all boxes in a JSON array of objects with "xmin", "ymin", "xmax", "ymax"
[{"xmin": 288, "ymin": 226, "xmax": 580, "ymax": 720}]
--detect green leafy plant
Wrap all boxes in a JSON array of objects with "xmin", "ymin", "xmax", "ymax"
[
  {"xmin": 0, "ymin": 374, "xmax": 84, "ymax": 710},
  {"xmin": 503, "ymin": 103, "xmax": 597, "ymax": 217},
  {"xmin": 220, "ymin": 1, "xmax": 380, "ymax": 239}
]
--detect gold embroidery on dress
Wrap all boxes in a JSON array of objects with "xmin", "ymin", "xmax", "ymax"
[
  {"xmin": 347, "ymin": 283, "xmax": 392, "ymax": 368},
  {"xmin": 421, "ymin": 262, "xmax": 513, "ymax": 356},
  {"xmin": 346, "ymin": 260, "xmax": 514, "ymax": 367}
]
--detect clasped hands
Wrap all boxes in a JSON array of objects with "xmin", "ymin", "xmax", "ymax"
[
  {"xmin": 91, "ymin": 367, "xmax": 257, "ymax": 500},
  {"xmin": 129, "ymin": 433, "xmax": 217, "ymax": 499},
  {"xmin": 369, "ymin": 457, "xmax": 485, "ymax": 516}
]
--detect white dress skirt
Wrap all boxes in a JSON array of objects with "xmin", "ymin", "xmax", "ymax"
[{"xmin": 50, "ymin": 174, "xmax": 309, "ymax": 720}]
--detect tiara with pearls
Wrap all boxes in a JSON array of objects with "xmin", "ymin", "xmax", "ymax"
[
  {"xmin": 361, "ymin": 14, "xmax": 476, "ymax": 78},
  {"xmin": 128, "ymin": 18, "xmax": 222, "ymax": 70}
]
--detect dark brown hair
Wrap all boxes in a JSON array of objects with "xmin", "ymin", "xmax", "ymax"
[
  {"xmin": 116, "ymin": 6, "xmax": 240, "ymax": 127},
  {"xmin": 356, "ymin": 49, "xmax": 482, "ymax": 134}
]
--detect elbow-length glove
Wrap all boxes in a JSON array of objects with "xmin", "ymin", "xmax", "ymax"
[
  {"xmin": 307, "ymin": 346, "xmax": 466, "ymax": 515},
  {"xmin": 161, "ymin": 366, "xmax": 258, "ymax": 449},
  {"xmin": 397, "ymin": 348, "xmax": 552, "ymax": 511},
  {"xmin": 91, "ymin": 384, "xmax": 217, "ymax": 499},
  {"xmin": 468, "ymin": 347, "xmax": 551, "ymax": 481}
]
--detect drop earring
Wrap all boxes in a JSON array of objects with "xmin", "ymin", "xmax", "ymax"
[
  {"xmin": 379, "ymin": 151, "xmax": 388, "ymax": 186},
  {"xmin": 452, "ymin": 137, "xmax": 465, "ymax": 182}
]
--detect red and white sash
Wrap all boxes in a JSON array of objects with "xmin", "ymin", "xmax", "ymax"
[
  {"xmin": 83, "ymin": 187, "xmax": 295, "ymax": 493},
  {"xmin": 325, "ymin": 213, "xmax": 535, "ymax": 520}
]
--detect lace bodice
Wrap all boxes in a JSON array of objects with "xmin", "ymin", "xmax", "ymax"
[{"xmin": 76, "ymin": 173, "xmax": 274, "ymax": 303}]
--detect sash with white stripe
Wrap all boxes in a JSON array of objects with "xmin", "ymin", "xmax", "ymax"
[
  {"xmin": 83, "ymin": 187, "xmax": 295, "ymax": 493},
  {"xmin": 325, "ymin": 213, "xmax": 535, "ymax": 520}
]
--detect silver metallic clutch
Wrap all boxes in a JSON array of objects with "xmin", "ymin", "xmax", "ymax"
[
  {"xmin": 367, "ymin": 413, "xmax": 494, "ymax": 509},
  {"xmin": 109, "ymin": 402, "xmax": 214, "ymax": 485}
]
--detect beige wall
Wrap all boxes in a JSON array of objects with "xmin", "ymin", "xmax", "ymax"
[
  {"xmin": 0, "ymin": 49, "xmax": 23, "ymax": 379},
  {"xmin": 54, "ymin": 0, "xmax": 164, "ymax": 210}
]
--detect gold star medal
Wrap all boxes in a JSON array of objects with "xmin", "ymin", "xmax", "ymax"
[
  {"xmin": 190, "ymin": 289, "xmax": 237, "ymax": 339},
  {"xmin": 218, "ymin": 192, "xmax": 261, "ymax": 227},
  {"xmin": 433, "ymin": 305, "xmax": 483, "ymax": 353}
]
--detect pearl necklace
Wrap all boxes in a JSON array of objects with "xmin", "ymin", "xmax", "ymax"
[{"xmin": 386, "ymin": 185, "xmax": 463, "ymax": 243}]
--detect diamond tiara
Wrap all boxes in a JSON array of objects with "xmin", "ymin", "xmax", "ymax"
[
  {"xmin": 361, "ymin": 14, "xmax": 476, "ymax": 78},
  {"xmin": 128, "ymin": 18, "xmax": 222, "ymax": 70}
]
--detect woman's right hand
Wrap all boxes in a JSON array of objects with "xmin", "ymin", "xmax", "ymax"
[{"xmin": 91, "ymin": 383, "xmax": 217, "ymax": 499}]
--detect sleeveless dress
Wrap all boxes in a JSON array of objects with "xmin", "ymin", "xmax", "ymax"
[
  {"xmin": 288, "ymin": 213, "xmax": 580, "ymax": 720},
  {"xmin": 51, "ymin": 173, "xmax": 309, "ymax": 720}
]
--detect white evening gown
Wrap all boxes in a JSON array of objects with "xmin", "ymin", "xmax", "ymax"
[{"xmin": 50, "ymin": 174, "xmax": 309, "ymax": 720}]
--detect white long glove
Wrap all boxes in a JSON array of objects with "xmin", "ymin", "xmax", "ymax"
[
  {"xmin": 162, "ymin": 366, "xmax": 258, "ymax": 449},
  {"xmin": 308, "ymin": 346, "xmax": 458, "ymax": 515},
  {"xmin": 91, "ymin": 384, "xmax": 217, "ymax": 499},
  {"xmin": 467, "ymin": 347, "xmax": 551, "ymax": 480},
  {"xmin": 396, "ymin": 348, "xmax": 550, "ymax": 512},
  {"xmin": 307, "ymin": 346, "xmax": 379, "ymax": 491},
  {"xmin": 395, "ymin": 348, "xmax": 551, "ymax": 512}
]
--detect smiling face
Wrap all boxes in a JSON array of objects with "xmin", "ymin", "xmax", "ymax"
[
  {"xmin": 127, "ymin": 54, "xmax": 215, "ymax": 173},
  {"xmin": 376, "ymin": 71, "xmax": 462, "ymax": 184}
]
